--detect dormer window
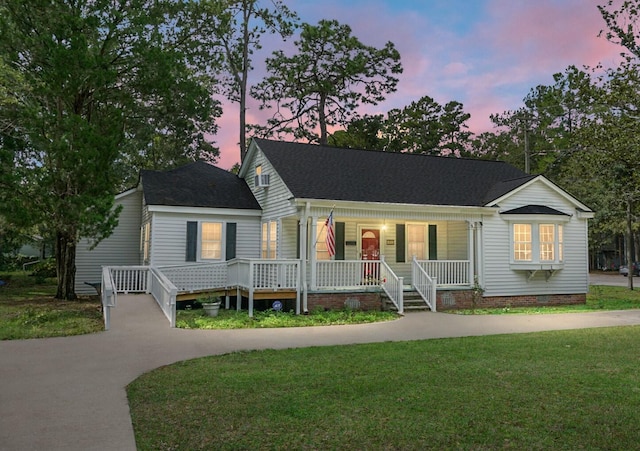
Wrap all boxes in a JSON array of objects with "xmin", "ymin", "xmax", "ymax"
[{"xmin": 254, "ymin": 164, "xmax": 270, "ymax": 187}]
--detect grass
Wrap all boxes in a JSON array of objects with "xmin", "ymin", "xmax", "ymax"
[
  {"xmin": 0, "ymin": 271, "xmax": 104, "ymax": 340},
  {"xmin": 177, "ymin": 307, "xmax": 398, "ymax": 329},
  {"xmin": 127, "ymin": 326, "xmax": 640, "ymax": 450},
  {"xmin": 456, "ymin": 284, "xmax": 640, "ymax": 315}
]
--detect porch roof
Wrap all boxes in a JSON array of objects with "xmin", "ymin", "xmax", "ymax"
[{"xmin": 254, "ymin": 139, "xmax": 534, "ymax": 207}]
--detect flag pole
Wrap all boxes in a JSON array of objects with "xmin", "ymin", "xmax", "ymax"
[{"xmin": 313, "ymin": 206, "xmax": 335, "ymax": 247}]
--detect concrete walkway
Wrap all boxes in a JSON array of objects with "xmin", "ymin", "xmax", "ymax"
[{"xmin": 3, "ymin": 295, "xmax": 640, "ymax": 451}]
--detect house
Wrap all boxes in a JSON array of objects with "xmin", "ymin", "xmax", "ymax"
[{"xmin": 77, "ymin": 138, "xmax": 594, "ymax": 317}]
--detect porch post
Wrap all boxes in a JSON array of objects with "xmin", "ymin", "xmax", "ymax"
[
  {"xmin": 310, "ymin": 216, "xmax": 318, "ymax": 290},
  {"xmin": 477, "ymin": 221, "xmax": 484, "ymax": 287},
  {"xmin": 468, "ymin": 221, "xmax": 475, "ymax": 286},
  {"xmin": 300, "ymin": 202, "xmax": 310, "ymax": 313},
  {"xmin": 299, "ymin": 216, "xmax": 307, "ymax": 314}
]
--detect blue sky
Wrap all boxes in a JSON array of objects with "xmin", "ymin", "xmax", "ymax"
[{"xmin": 216, "ymin": 0, "xmax": 624, "ymax": 168}]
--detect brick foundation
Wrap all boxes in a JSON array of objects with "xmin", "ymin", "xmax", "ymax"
[
  {"xmin": 303, "ymin": 290, "xmax": 586, "ymax": 312},
  {"xmin": 436, "ymin": 290, "xmax": 587, "ymax": 311},
  {"xmin": 307, "ymin": 292, "xmax": 382, "ymax": 312}
]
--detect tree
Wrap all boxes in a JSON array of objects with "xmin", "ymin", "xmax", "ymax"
[
  {"xmin": 487, "ymin": 66, "xmax": 594, "ymax": 174},
  {"xmin": 0, "ymin": 0, "xmax": 222, "ymax": 299},
  {"xmin": 379, "ymin": 96, "xmax": 471, "ymax": 156},
  {"xmin": 201, "ymin": 0, "xmax": 298, "ymax": 162},
  {"xmin": 580, "ymin": 60, "xmax": 640, "ymax": 288},
  {"xmin": 599, "ymin": 0, "xmax": 640, "ymax": 57},
  {"xmin": 328, "ymin": 114, "xmax": 386, "ymax": 150},
  {"xmin": 251, "ymin": 19, "xmax": 402, "ymax": 145}
]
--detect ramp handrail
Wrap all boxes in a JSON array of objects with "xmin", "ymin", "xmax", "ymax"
[{"xmin": 101, "ymin": 266, "xmax": 117, "ymax": 330}]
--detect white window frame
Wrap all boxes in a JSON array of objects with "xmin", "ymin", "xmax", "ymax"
[
  {"xmin": 261, "ymin": 220, "xmax": 277, "ymax": 259},
  {"xmin": 200, "ymin": 222, "xmax": 223, "ymax": 261},
  {"xmin": 406, "ymin": 223, "xmax": 427, "ymax": 260},
  {"xmin": 509, "ymin": 221, "xmax": 566, "ymax": 268},
  {"xmin": 141, "ymin": 222, "xmax": 151, "ymax": 263},
  {"xmin": 316, "ymin": 220, "xmax": 330, "ymax": 261}
]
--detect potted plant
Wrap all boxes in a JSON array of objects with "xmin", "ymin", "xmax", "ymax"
[{"xmin": 199, "ymin": 295, "xmax": 222, "ymax": 317}]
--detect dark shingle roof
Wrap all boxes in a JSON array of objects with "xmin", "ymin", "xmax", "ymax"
[
  {"xmin": 141, "ymin": 161, "xmax": 260, "ymax": 210},
  {"xmin": 500, "ymin": 205, "xmax": 570, "ymax": 216},
  {"xmin": 254, "ymin": 139, "xmax": 534, "ymax": 207}
]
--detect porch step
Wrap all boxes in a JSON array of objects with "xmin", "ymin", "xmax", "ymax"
[{"xmin": 382, "ymin": 290, "xmax": 432, "ymax": 312}]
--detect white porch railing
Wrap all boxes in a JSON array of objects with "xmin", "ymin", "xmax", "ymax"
[
  {"xmin": 380, "ymin": 258, "xmax": 403, "ymax": 314},
  {"xmin": 109, "ymin": 266, "xmax": 149, "ymax": 293},
  {"xmin": 227, "ymin": 259, "xmax": 301, "ymax": 317},
  {"xmin": 315, "ymin": 260, "xmax": 381, "ymax": 289},
  {"xmin": 415, "ymin": 260, "xmax": 470, "ymax": 286},
  {"xmin": 159, "ymin": 262, "xmax": 227, "ymax": 292},
  {"xmin": 412, "ymin": 257, "xmax": 437, "ymax": 311}
]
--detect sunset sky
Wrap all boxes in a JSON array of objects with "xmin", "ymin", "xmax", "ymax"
[{"xmin": 215, "ymin": 0, "xmax": 625, "ymax": 168}]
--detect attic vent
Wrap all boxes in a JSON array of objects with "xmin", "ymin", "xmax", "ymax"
[{"xmin": 255, "ymin": 174, "xmax": 270, "ymax": 187}]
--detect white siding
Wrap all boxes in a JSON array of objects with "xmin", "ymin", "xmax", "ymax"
[
  {"xmin": 445, "ymin": 221, "xmax": 467, "ymax": 260},
  {"xmin": 149, "ymin": 211, "xmax": 261, "ymax": 267},
  {"xmin": 482, "ymin": 180, "xmax": 590, "ymax": 297},
  {"xmin": 245, "ymin": 150, "xmax": 297, "ymax": 219},
  {"xmin": 75, "ymin": 189, "xmax": 143, "ymax": 294},
  {"xmin": 280, "ymin": 217, "xmax": 299, "ymax": 258}
]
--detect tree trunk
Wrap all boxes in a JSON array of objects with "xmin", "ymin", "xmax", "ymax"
[
  {"xmin": 626, "ymin": 199, "xmax": 634, "ymax": 290},
  {"xmin": 318, "ymin": 94, "xmax": 328, "ymax": 145},
  {"xmin": 55, "ymin": 230, "xmax": 78, "ymax": 300}
]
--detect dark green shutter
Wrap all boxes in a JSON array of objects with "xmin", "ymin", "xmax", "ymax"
[
  {"xmin": 429, "ymin": 224, "xmax": 437, "ymax": 260},
  {"xmin": 335, "ymin": 222, "xmax": 345, "ymax": 260},
  {"xmin": 396, "ymin": 224, "xmax": 405, "ymax": 263},
  {"xmin": 226, "ymin": 222, "xmax": 237, "ymax": 260},
  {"xmin": 186, "ymin": 221, "xmax": 197, "ymax": 262}
]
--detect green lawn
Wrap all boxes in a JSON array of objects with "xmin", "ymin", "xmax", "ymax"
[
  {"xmin": 0, "ymin": 272, "xmax": 104, "ymax": 340},
  {"xmin": 128, "ymin": 326, "xmax": 640, "ymax": 450},
  {"xmin": 177, "ymin": 306, "xmax": 399, "ymax": 329}
]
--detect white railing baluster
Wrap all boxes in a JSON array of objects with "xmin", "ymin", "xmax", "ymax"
[
  {"xmin": 412, "ymin": 257, "xmax": 437, "ymax": 311},
  {"xmin": 417, "ymin": 260, "xmax": 470, "ymax": 286}
]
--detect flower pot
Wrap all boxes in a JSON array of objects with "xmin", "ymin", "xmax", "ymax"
[{"xmin": 202, "ymin": 302, "xmax": 221, "ymax": 317}]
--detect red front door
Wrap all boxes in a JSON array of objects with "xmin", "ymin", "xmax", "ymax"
[{"xmin": 361, "ymin": 228, "xmax": 380, "ymax": 260}]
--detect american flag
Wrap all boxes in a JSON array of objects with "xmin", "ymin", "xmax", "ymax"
[{"xmin": 325, "ymin": 211, "xmax": 335, "ymax": 258}]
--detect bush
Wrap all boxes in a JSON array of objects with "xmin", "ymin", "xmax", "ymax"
[{"xmin": 30, "ymin": 258, "xmax": 56, "ymax": 280}]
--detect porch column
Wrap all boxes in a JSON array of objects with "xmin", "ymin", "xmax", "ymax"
[
  {"xmin": 310, "ymin": 216, "xmax": 318, "ymax": 290},
  {"xmin": 477, "ymin": 221, "xmax": 484, "ymax": 287},
  {"xmin": 468, "ymin": 221, "xmax": 475, "ymax": 286},
  {"xmin": 300, "ymin": 203, "xmax": 309, "ymax": 313}
]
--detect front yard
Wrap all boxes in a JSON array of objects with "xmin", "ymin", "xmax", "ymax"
[
  {"xmin": 127, "ymin": 326, "xmax": 640, "ymax": 450},
  {"xmin": 0, "ymin": 272, "xmax": 103, "ymax": 340}
]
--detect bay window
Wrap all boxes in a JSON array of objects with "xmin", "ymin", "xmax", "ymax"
[{"xmin": 512, "ymin": 223, "xmax": 564, "ymax": 265}]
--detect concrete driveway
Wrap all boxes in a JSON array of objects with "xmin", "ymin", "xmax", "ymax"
[
  {"xmin": 590, "ymin": 271, "xmax": 639, "ymax": 287},
  {"xmin": 3, "ymin": 293, "xmax": 640, "ymax": 450}
]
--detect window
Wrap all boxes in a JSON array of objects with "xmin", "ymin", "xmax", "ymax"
[
  {"xmin": 261, "ymin": 221, "xmax": 277, "ymax": 259},
  {"xmin": 558, "ymin": 225, "xmax": 564, "ymax": 262},
  {"xmin": 316, "ymin": 221, "xmax": 330, "ymax": 260},
  {"xmin": 201, "ymin": 222, "xmax": 222, "ymax": 260},
  {"xmin": 512, "ymin": 223, "xmax": 564, "ymax": 264},
  {"xmin": 513, "ymin": 224, "xmax": 532, "ymax": 261},
  {"xmin": 141, "ymin": 222, "xmax": 150, "ymax": 262},
  {"xmin": 407, "ymin": 224, "xmax": 426, "ymax": 260},
  {"xmin": 539, "ymin": 224, "xmax": 555, "ymax": 261}
]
